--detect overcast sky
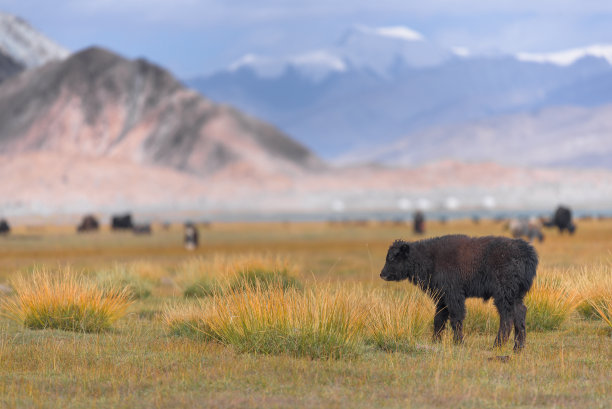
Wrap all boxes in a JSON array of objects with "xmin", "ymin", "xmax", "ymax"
[{"xmin": 2, "ymin": 0, "xmax": 612, "ymax": 77}]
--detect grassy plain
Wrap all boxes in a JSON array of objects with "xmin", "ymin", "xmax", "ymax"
[{"xmin": 0, "ymin": 218, "xmax": 610, "ymax": 408}]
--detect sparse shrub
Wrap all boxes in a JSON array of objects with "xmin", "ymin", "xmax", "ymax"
[
  {"xmin": 0, "ymin": 268, "xmax": 131, "ymax": 332},
  {"xmin": 525, "ymin": 278, "xmax": 577, "ymax": 331}
]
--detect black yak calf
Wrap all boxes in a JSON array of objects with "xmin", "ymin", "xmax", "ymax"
[{"xmin": 380, "ymin": 235, "xmax": 538, "ymax": 351}]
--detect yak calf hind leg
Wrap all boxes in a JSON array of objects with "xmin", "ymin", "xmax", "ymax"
[
  {"xmin": 433, "ymin": 302, "xmax": 449, "ymax": 342},
  {"xmin": 493, "ymin": 305, "xmax": 513, "ymax": 348},
  {"xmin": 513, "ymin": 302, "xmax": 527, "ymax": 352}
]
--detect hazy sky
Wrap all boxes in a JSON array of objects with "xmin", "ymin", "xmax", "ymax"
[{"xmin": 2, "ymin": 0, "xmax": 612, "ymax": 77}]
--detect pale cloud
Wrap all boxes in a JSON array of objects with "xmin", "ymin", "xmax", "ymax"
[{"xmin": 2, "ymin": 0, "xmax": 612, "ymax": 76}]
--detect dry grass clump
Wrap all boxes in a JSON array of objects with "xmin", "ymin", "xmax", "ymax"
[
  {"xmin": 525, "ymin": 277, "xmax": 577, "ymax": 331},
  {"xmin": 126, "ymin": 260, "xmax": 169, "ymax": 283},
  {"xmin": 572, "ymin": 265, "xmax": 612, "ymax": 328},
  {"xmin": 96, "ymin": 266, "xmax": 153, "ymax": 300},
  {"xmin": 0, "ymin": 268, "xmax": 131, "ymax": 332},
  {"xmin": 165, "ymin": 283, "xmax": 366, "ymax": 359},
  {"xmin": 364, "ymin": 288, "xmax": 433, "ymax": 352},
  {"xmin": 182, "ymin": 278, "xmax": 223, "ymax": 298},
  {"xmin": 166, "ymin": 283, "xmax": 437, "ymax": 357},
  {"xmin": 178, "ymin": 254, "xmax": 302, "ymax": 297},
  {"xmin": 464, "ymin": 299, "xmax": 498, "ymax": 334}
]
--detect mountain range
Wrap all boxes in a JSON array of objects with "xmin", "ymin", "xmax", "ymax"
[
  {"xmin": 188, "ymin": 25, "xmax": 612, "ymax": 169},
  {"xmin": 0, "ymin": 13, "xmax": 611, "ymax": 217}
]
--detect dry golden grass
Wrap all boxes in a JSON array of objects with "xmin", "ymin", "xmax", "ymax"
[
  {"xmin": 571, "ymin": 264, "xmax": 612, "ymax": 327},
  {"xmin": 165, "ymin": 283, "xmax": 366, "ymax": 359},
  {"xmin": 0, "ymin": 218, "xmax": 611, "ymax": 408},
  {"xmin": 0, "ymin": 268, "xmax": 132, "ymax": 332}
]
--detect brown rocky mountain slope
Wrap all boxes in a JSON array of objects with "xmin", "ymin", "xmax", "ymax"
[
  {"xmin": 0, "ymin": 47, "xmax": 323, "ymax": 178},
  {"xmin": 0, "ymin": 47, "xmax": 611, "ymax": 217}
]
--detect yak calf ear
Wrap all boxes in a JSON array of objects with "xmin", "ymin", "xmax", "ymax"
[{"xmin": 399, "ymin": 242, "xmax": 410, "ymax": 254}]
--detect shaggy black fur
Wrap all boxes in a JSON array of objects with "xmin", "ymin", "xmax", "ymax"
[{"xmin": 380, "ymin": 235, "xmax": 538, "ymax": 351}]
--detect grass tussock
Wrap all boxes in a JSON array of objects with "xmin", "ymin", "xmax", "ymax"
[
  {"xmin": 525, "ymin": 277, "xmax": 577, "ymax": 331},
  {"xmin": 183, "ymin": 278, "xmax": 222, "ymax": 298},
  {"xmin": 96, "ymin": 266, "xmax": 153, "ymax": 300},
  {"xmin": 165, "ymin": 283, "xmax": 366, "ymax": 359},
  {"xmin": 364, "ymin": 288, "xmax": 433, "ymax": 352},
  {"xmin": 572, "ymin": 265, "xmax": 612, "ymax": 328},
  {"xmin": 465, "ymin": 298, "xmax": 498, "ymax": 333},
  {"xmin": 167, "ymin": 284, "xmax": 437, "ymax": 357},
  {"xmin": 178, "ymin": 254, "xmax": 302, "ymax": 297},
  {"xmin": 0, "ymin": 268, "xmax": 131, "ymax": 332}
]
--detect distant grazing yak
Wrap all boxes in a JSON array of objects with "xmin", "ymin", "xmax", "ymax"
[
  {"xmin": 111, "ymin": 213, "xmax": 133, "ymax": 230},
  {"xmin": 77, "ymin": 215, "xmax": 99, "ymax": 232},
  {"xmin": 133, "ymin": 224, "xmax": 152, "ymax": 235},
  {"xmin": 543, "ymin": 206, "xmax": 576, "ymax": 234},
  {"xmin": 184, "ymin": 222, "xmax": 199, "ymax": 250},
  {"xmin": 507, "ymin": 217, "xmax": 544, "ymax": 243},
  {"xmin": 381, "ymin": 235, "xmax": 538, "ymax": 351},
  {"xmin": 413, "ymin": 211, "xmax": 425, "ymax": 234},
  {"xmin": 0, "ymin": 219, "xmax": 9, "ymax": 235}
]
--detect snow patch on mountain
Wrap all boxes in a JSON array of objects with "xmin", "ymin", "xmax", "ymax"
[
  {"xmin": 226, "ymin": 24, "xmax": 452, "ymax": 81},
  {"xmin": 356, "ymin": 25, "xmax": 424, "ymax": 42},
  {"xmin": 229, "ymin": 50, "xmax": 347, "ymax": 80},
  {"xmin": 0, "ymin": 12, "xmax": 69, "ymax": 68},
  {"xmin": 516, "ymin": 44, "xmax": 612, "ymax": 66}
]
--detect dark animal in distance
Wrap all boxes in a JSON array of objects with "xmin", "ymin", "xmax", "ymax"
[
  {"xmin": 132, "ymin": 224, "xmax": 152, "ymax": 235},
  {"xmin": 543, "ymin": 206, "xmax": 576, "ymax": 234},
  {"xmin": 380, "ymin": 235, "xmax": 538, "ymax": 351},
  {"xmin": 413, "ymin": 211, "xmax": 425, "ymax": 234},
  {"xmin": 111, "ymin": 213, "xmax": 133, "ymax": 230},
  {"xmin": 0, "ymin": 218, "xmax": 10, "ymax": 235},
  {"xmin": 77, "ymin": 214, "xmax": 99, "ymax": 232},
  {"xmin": 184, "ymin": 222, "xmax": 199, "ymax": 250},
  {"xmin": 507, "ymin": 218, "xmax": 544, "ymax": 242}
]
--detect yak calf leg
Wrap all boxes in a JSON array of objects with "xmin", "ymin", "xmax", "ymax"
[
  {"xmin": 448, "ymin": 300, "xmax": 466, "ymax": 344},
  {"xmin": 493, "ymin": 303, "xmax": 513, "ymax": 348},
  {"xmin": 433, "ymin": 302, "xmax": 449, "ymax": 342},
  {"xmin": 513, "ymin": 302, "xmax": 527, "ymax": 352}
]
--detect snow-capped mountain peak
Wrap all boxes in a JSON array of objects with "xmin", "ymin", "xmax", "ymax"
[
  {"xmin": 356, "ymin": 25, "xmax": 424, "ymax": 42},
  {"xmin": 226, "ymin": 24, "xmax": 451, "ymax": 81},
  {"xmin": 516, "ymin": 44, "xmax": 612, "ymax": 66},
  {"xmin": 0, "ymin": 12, "xmax": 69, "ymax": 68},
  {"xmin": 228, "ymin": 50, "xmax": 347, "ymax": 81}
]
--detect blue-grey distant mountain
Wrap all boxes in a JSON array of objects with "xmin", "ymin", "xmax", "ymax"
[{"xmin": 187, "ymin": 26, "xmax": 612, "ymax": 168}]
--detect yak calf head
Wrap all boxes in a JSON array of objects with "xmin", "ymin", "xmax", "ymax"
[{"xmin": 380, "ymin": 240, "xmax": 411, "ymax": 282}]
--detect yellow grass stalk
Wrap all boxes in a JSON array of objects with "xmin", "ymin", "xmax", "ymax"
[
  {"xmin": 178, "ymin": 254, "xmax": 302, "ymax": 297},
  {"xmin": 364, "ymin": 288, "xmax": 433, "ymax": 352},
  {"xmin": 525, "ymin": 277, "xmax": 578, "ymax": 331},
  {"xmin": 165, "ymin": 283, "xmax": 366, "ymax": 359},
  {"xmin": 1, "ymin": 268, "xmax": 132, "ymax": 332},
  {"xmin": 571, "ymin": 264, "xmax": 612, "ymax": 327}
]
